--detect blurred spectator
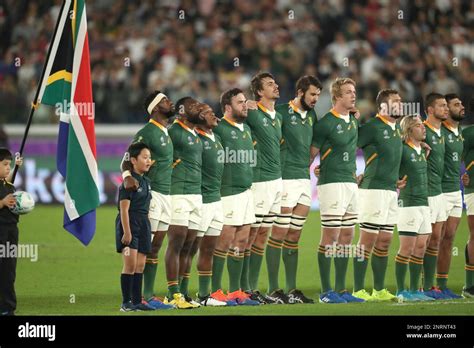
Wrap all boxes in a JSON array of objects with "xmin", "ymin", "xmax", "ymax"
[{"xmin": 0, "ymin": 0, "xmax": 472, "ymax": 124}]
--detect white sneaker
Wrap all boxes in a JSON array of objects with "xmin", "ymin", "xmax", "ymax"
[{"xmin": 198, "ymin": 295, "xmax": 227, "ymax": 307}]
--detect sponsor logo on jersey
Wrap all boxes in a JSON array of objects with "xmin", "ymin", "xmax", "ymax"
[
  {"xmin": 263, "ymin": 118, "xmax": 269, "ymax": 127},
  {"xmin": 448, "ymin": 133, "xmax": 454, "ymax": 143},
  {"xmin": 411, "ymin": 153, "xmax": 417, "ymax": 162},
  {"xmin": 231, "ymin": 130, "xmax": 238, "ymax": 139},
  {"xmin": 383, "ymin": 129, "xmax": 390, "ymax": 139},
  {"xmin": 187, "ymin": 136, "xmax": 195, "ymax": 145},
  {"xmin": 431, "ymin": 135, "xmax": 438, "ymax": 144},
  {"xmin": 336, "ymin": 124, "xmax": 343, "ymax": 134},
  {"xmin": 290, "ymin": 115, "xmax": 298, "ymax": 125},
  {"xmin": 204, "ymin": 141, "xmax": 212, "ymax": 150},
  {"xmin": 160, "ymin": 135, "xmax": 167, "ymax": 146}
]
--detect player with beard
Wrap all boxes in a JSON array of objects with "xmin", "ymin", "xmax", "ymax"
[
  {"xmin": 352, "ymin": 89, "xmax": 404, "ymax": 302},
  {"xmin": 263, "ymin": 75, "xmax": 322, "ymax": 304},
  {"xmin": 181, "ymin": 103, "xmax": 229, "ymax": 306},
  {"xmin": 421, "ymin": 93, "xmax": 450, "ymax": 299},
  {"xmin": 121, "ymin": 90, "xmax": 175, "ymax": 310},
  {"xmin": 210, "ymin": 89, "xmax": 260, "ymax": 306},
  {"xmin": 433, "ymin": 94, "xmax": 465, "ymax": 299},
  {"xmin": 163, "ymin": 97, "xmax": 205, "ymax": 309},
  {"xmin": 462, "ymin": 98, "xmax": 474, "ymax": 298}
]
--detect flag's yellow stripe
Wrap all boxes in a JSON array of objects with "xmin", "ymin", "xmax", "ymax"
[{"xmin": 47, "ymin": 70, "xmax": 72, "ymax": 85}]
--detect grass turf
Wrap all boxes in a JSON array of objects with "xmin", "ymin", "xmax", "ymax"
[{"xmin": 15, "ymin": 206, "xmax": 474, "ymax": 315}]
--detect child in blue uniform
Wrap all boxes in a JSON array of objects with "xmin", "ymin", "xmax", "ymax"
[{"xmin": 117, "ymin": 143, "xmax": 155, "ymax": 311}]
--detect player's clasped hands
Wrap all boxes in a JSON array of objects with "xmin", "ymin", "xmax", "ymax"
[{"xmin": 397, "ymin": 175, "xmax": 408, "ymax": 189}]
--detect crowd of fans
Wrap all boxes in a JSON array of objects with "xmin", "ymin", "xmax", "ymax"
[{"xmin": 0, "ymin": 0, "xmax": 473, "ymax": 125}]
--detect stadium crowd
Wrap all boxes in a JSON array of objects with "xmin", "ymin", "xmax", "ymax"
[{"xmin": 0, "ymin": 0, "xmax": 473, "ymax": 124}]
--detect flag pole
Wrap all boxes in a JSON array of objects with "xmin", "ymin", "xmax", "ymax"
[{"xmin": 11, "ymin": 0, "xmax": 67, "ymax": 183}]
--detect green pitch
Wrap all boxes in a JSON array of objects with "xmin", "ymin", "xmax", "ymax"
[{"xmin": 15, "ymin": 206, "xmax": 474, "ymax": 315}]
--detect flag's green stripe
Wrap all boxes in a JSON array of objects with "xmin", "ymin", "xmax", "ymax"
[
  {"xmin": 41, "ymin": 80, "xmax": 71, "ymax": 107},
  {"xmin": 66, "ymin": 126, "xmax": 99, "ymax": 215},
  {"xmin": 74, "ymin": 0, "xmax": 85, "ymax": 42}
]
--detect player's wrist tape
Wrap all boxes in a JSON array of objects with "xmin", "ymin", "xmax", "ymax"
[
  {"xmin": 122, "ymin": 170, "xmax": 132, "ymax": 179},
  {"xmin": 147, "ymin": 93, "xmax": 167, "ymax": 115}
]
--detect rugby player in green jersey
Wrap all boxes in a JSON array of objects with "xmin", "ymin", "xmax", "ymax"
[
  {"xmin": 421, "ymin": 93, "xmax": 450, "ymax": 299},
  {"xmin": 352, "ymin": 89, "xmax": 404, "ymax": 302},
  {"xmin": 245, "ymin": 72, "xmax": 283, "ymax": 304},
  {"xmin": 263, "ymin": 75, "xmax": 322, "ymax": 304},
  {"xmin": 462, "ymin": 101, "xmax": 474, "ymax": 298},
  {"xmin": 312, "ymin": 77, "xmax": 359, "ymax": 304},
  {"xmin": 163, "ymin": 97, "xmax": 205, "ymax": 309},
  {"xmin": 121, "ymin": 90, "xmax": 175, "ymax": 310},
  {"xmin": 210, "ymin": 89, "xmax": 260, "ymax": 306},
  {"xmin": 434, "ymin": 94, "xmax": 465, "ymax": 299},
  {"xmin": 178, "ymin": 103, "xmax": 230, "ymax": 307},
  {"xmin": 395, "ymin": 115, "xmax": 435, "ymax": 302}
]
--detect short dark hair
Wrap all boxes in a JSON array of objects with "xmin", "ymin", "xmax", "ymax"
[
  {"xmin": 0, "ymin": 148, "xmax": 12, "ymax": 162},
  {"xmin": 375, "ymin": 89, "xmax": 399, "ymax": 111},
  {"xmin": 175, "ymin": 96, "xmax": 195, "ymax": 116},
  {"xmin": 127, "ymin": 142, "xmax": 149, "ymax": 160},
  {"xmin": 425, "ymin": 92, "xmax": 445, "ymax": 109},
  {"xmin": 143, "ymin": 90, "xmax": 162, "ymax": 116},
  {"xmin": 250, "ymin": 72, "xmax": 274, "ymax": 101},
  {"xmin": 220, "ymin": 88, "xmax": 244, "ymax": 114},
  {"xmin": 295, "ymin": 75, "xmax": 322, "ymax": 95},
  {"xmin": 445, "ymin": 93, "xmax": 460, "ymax": 104}
]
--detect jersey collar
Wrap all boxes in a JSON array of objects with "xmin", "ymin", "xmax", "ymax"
[
  {"xmin": 149, "ymin": 119, "xmax": 168, "ymax": 135},
  {"xmin": 423, "ymin": 120, "xmax": 440, "ymax": 134},
  {"xmin": 442, "ymin": 120, "xmax": 459, "ymax": 134},
  {"xmin": 195, "ymin": 128, "xmax": 213, "ymax": 139},
  {"xmin": 223, "ymin": 117, "xmax": 245, "ymax": 131},
  {"xmin": 330, "ymin": 108, "xmax": 341, "ymax": 118},
  {"xmin": 175, "ymin": 119, "xmax": 196, "ymax": 136}
]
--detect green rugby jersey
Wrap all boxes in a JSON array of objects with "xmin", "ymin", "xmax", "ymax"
[
  {"xmin": 214, "ymin": 117, "xmax": 254, "ymax": 197},
  {"xmin": 196, "ymin": 128, "xmax": 224, "ymax": 204},
  {"xmin": 398, "ymin": 142, "xmax": 429, "ymax": 207},
  {"xmin": 312, "ymin": 109, "xmax": 358, "ymax": 185},
  {"xmin": 358, "ymin": 115, "xmax": 403, "ymax": 191},
  {"xmin": 168, "ymin": 120, "xmax": 202, "ymax": 195},
  {"xmin": 132, "ymin": 119, "xmax": 173, "ymax": 195},
  {"xmin": 277, "ymin": 101, "xmax": 317, "ymax": 180},
  {"xmin": 246, "ymin": 103, "xmax": 282, "ymax": 182},
  {"xmin": 441, "ymin": 122, "xmax": 463, "ymax": 193},
  {"xmin": 423, "ymin": 121, "xmax": 445, "ymax": 197},
  {"xmin": 463, "ymin": 126, "xmax": 474, "ymax": 194}
]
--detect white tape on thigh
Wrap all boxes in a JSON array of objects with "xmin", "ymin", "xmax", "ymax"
[
  {"xmin": 274, "ymin": 213, "xmax": 292, "ymax": 229},
  {"xmin": 261, "ymin": 214, "xmax": 276, "ymax": 228},
  {"xmin": 290, "ymin": 214, "xmax": 306, "ymax": 231},
  {"xmin": 342, "ymin": 215, "xmax": 357, "ymax": 228},
  {"xmin": 320, "ymin": 215, "xmax": 342, "ymax": 229}
]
